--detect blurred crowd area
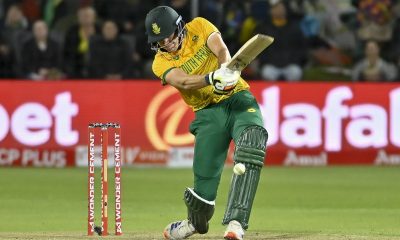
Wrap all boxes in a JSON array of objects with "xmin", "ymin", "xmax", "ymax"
[{"xmin": 0, "ymin": 0, "xmax": 399, "ymax": 82}]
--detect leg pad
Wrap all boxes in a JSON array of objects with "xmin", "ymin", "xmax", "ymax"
[
  {"xmin": 184, "ymin": 188, "xmax": 215, "ymax": 234},
  {"xmin": 222, "ymin": 126, "xmax": 268, "ymax": 229}
]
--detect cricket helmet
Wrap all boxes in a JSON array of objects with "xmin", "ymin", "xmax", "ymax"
[{"xmin": 145, "ymin": 6, "xmax": 183, "ymax": 43}]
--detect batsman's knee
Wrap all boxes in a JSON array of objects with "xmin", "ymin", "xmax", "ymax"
[
  {"xmin": 234, "ymin": 125, "xmax": 268, "ymax": 165},
  {"xmin": 184, "ymin": 188, "xmax": 215, "ymax": 234}
]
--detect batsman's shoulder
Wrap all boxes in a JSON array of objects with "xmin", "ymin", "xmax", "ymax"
[
  {"xmin": 186, "ymin": 17, "xmax": 211, "ymax": 29},
  {"xmin": 192, "ymin": 17, "xmax": 213, "ymax": 26},
  {"xmin": 186, "ymin": 17, "xmax": 219, "ymax": 37}
]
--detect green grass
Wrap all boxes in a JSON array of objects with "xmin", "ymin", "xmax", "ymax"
[{"xmin": 0, "ymin": 167, "xmax": 399, "ymax": 239}]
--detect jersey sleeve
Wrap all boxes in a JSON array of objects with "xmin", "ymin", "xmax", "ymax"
[
  {"xmin": 191, "ymin": 17, "xmax": 220, "ymax": 41},
  {"xmin": 152, "ymin": 54, "xmax": 175, "ymax": 85}
]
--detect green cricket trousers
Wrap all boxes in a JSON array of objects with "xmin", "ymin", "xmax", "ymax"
[{"xmin": 189, "ymin": 90, "xmax": 264, "ymax": 201}]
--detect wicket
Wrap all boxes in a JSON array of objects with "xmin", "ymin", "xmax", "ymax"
[{"xmin": 88, "ymin": 122, "xmax": 122, "ymax": 236}]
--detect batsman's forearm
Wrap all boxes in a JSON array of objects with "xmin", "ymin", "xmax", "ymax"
[
  {"xmin": 165, "ymin": 68, "xmax": 209, "ymax": 90},
  {"xmin": 217, "ymin": 48, "xmax": 231, "ymax": 66},
  {"xmin": 179, "ymin": 74, "xmax": 210, "ymax": 90}
]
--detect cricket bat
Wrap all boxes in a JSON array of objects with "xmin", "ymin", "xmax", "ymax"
[{"xmin": 226, "ymin": 34, "xmax": 274, "ymax": 71}]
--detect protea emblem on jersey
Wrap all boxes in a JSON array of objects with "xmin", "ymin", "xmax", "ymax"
[{"xmin": 152, "ymin": 23, "xmax": 161, "ymax": 34}]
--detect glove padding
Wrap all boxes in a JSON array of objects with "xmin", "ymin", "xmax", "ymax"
[{"xmin": 207, "ymin": 66, "xmax": 240, "ymax": 94}]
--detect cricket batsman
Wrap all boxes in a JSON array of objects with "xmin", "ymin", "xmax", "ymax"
[{"xmin": 145, "ymin": 6, "xmax": 268, "ymax": 240}]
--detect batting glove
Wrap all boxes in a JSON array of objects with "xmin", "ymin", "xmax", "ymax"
[{"xmin": 206, "ymin": 67, "xmax": 240, "ymax": 94}]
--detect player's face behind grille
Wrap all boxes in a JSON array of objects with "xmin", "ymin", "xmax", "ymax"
[
  {"xmin": 150, "ymin": 21, "xmax": 186, "ymax": 53},
  {"xmin": 157, "ymin": 31, "xmax": 179, "ymax": 52}
]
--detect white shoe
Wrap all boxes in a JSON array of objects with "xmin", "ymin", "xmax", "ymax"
[
  {"xmin": 224, "ymin": 220, "xmax": 244, "ymax": 240},
  {"xmin": 163, "ymin": 219, "xmax": 196, "ymax": 239}
]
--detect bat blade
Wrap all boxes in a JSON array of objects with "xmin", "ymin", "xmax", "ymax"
[{"xmin": 226, "ymin": 34, "xmax": 274, "ymax": 71}]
